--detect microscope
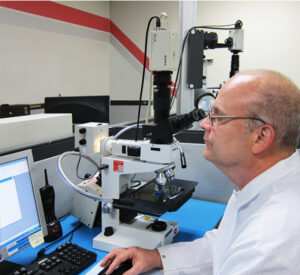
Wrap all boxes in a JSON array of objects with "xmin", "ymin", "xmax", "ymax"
[
  {"xmin": 92, "ymin": 14, "xmax": 205, "ymax": 252},
  {"xmin": 58, "ymin": 13, "xmax": 206, "ymax": 252}
]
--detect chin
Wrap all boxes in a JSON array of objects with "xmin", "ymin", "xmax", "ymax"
[{"xmin": 203, "ymin": 148, "xmax": 211, "ymax": 161}]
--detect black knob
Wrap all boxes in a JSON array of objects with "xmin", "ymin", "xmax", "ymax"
[
  {"xmin": 79, "ymin": 128, "xmax": 86, "ymax": 134},
  {"xmin": 151, "ymin": 221, "xmax": 167, "ymax": 232},
  {"xmin": 84, "ymin": 173, "xmax": 91, "ymax": 179},
  {"xmin": 79, "ymin": 139, "xmax": 86, "ymax": 145},
  {"xmin": 104, "ymin": 226, "xmax": 114, "ymax": 236}
]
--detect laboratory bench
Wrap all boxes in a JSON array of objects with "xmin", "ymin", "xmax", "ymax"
[{"xmin": 7, "ymin": 199, "xmax": 226, "ymax": 274}]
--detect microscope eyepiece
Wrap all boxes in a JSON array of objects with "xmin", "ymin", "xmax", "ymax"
[{"xmin": 168, "ymin": 108, "xmax": 206, "ymax": 133}]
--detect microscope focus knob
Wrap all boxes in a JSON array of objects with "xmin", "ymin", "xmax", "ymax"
[
  {"xmin": 104, "ymin": 226, "xmax": 114, "ymax": 236},
  {"xmin": 151, "ymin": 220, "xmax": 167, "ymax": 232},
  {"xmin": 102, "ymin": 203, "xmax": 113, "ymax": 214}
]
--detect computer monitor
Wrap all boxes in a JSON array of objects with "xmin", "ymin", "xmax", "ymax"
[
  {"xmin": 0, "ymin": 150, "xmax": 41, "ymax": 262},
  {"xmin": 44, "ymin": 96, "xmax": 110, "ymax": 124}
]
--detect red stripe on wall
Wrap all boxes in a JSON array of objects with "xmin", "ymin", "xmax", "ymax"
[
  {"xmin": 0, "ymin": 1, "xmax": 110, "ymax": 32},
  {"xmin": 110, "ymin": 21, "xmax": 149, "ymax": 69},
  {"xmin": 0, "ymin": 1, "xmax": 149, "ymax": 66},
  {"xmin": 0, "ymin": 1, "xmax": 176, "ymax": 95}
]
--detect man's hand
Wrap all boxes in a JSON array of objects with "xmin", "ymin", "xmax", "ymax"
[{"xmin": 100, "ymin": 246, "xmax": 163, "ymax": 275}]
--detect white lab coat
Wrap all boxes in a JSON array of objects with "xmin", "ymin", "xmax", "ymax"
[{"xmin": 158, "ymin": 150, "xmax": 300, "ymax": 275}]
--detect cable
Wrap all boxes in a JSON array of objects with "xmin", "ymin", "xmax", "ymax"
[
  {"xmin": 171, "ymin": 68, "xmax": 182, "ymax": 109},
  {"xmin": 58, "ymin": 128, "xmax": 143, "ymax": 203},
  {"xmin": 129, "ymin": 173, "xmax": 142, "ymax": 188},
  {"xmin": 68, "ymin": 226, "xmax": 78, "ymax": 243},
  {"xmin": 76, "ymin": 153, "xmax": 86, "ymax": 180},
  {"xmin": 45, "ymin": 223, "xmax": 82, "ymax": 251},
  {"xmin": 196, "ymin": 26, "xmax": 237, "ymax": 30},
  {"xmin": 170, "ymin": 26, "xmax": 193, "ymax": 110},
  {"xmin": 114, "ymin": 123, "xmax": 143, "ymax": 140},
  {"xmin": 202, "ymin": 23, "xmax": 236, "ymax": 28},
  {"xmin": 75, "ymin": 151, "xmax": 98, "ymax": 180},
  {"xmin": 130, "ymin": 180, "xmax": 142, "ymax": 188},
  {"xmin": 33, "ymin": 223, "xmax": 83, "ymax": 262},
  {"xmin": 135, "ymin": 16, "xmax": 161, "ymax": 141},
  {"xmin": 57, "ymin": 151, "xmax": 112, "ymax": 203},
  {"xmin": 146, "ymin": 72, "xmax": 153, "ymax": 124}
]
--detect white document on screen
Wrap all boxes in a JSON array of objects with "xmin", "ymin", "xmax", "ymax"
[{"xmin": 0, "ymin": 177, "xmax": 22, "ymax": 229}]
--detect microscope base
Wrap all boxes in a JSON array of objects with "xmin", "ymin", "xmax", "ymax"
[{"xmin": 93, "ymin": 215, "xmax": 179, "ymax": 252}]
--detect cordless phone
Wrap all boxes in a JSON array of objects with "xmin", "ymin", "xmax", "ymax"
[{"xmin": 40, "ymin": 169, "xmax": 62, "ymax": 242}]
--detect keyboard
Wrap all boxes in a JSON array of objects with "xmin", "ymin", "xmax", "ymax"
[{"xmin": 11, "ymin": 242, "xmax": 97, "ymax": 275}]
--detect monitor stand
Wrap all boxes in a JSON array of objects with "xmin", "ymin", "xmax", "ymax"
[{"xmin": 0, "ymin": 260, "xmax": 22, "ymax": 275}]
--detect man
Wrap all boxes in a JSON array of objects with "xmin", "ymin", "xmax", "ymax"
[{"xmin": 100, "ymin": 70, "xmax": 300, "ymax": 274}]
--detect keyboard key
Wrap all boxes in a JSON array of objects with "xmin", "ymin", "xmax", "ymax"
[{"xmin": 14, "ymin": 242, "xmax": 97, "ymax": 275}]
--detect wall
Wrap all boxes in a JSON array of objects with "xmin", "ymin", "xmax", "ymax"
[
  {"xmin": 0, "ymin": 1, "xmax": 110, "ymax": 105},
  {"xmin": 0, "ymin": 1, "xmax": 179, "ymax": 105},
  {"xmin": 196, "ymin": 1, "xmax": 300, "ymax": 88}
]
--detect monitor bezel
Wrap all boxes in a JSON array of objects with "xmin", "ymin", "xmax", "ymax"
[{"xmin": 44, "ymin": 95, "xmax": 110, "ymax": 124}]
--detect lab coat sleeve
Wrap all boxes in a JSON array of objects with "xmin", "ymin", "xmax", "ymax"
[
  {"xmin": 218, "ymin": 246, "xmax": 293, "ymax": 275},
  {"xmin": 157, "ymin": 229, "xmax": 218, "ymax": 275}
]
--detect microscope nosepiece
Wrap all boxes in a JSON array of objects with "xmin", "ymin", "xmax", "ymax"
[{"xmin": 155, "ymin": 172, "xmax": 167, "ymax": 185}]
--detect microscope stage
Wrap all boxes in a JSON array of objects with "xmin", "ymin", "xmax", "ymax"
[{"xmin": 113, "ymin": 179, "xmax": 198, "ymax": 216}]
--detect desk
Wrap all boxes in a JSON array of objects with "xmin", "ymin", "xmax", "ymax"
[{"xmin": 9, "ymin": 199, "xmax": 226, "ymax": 274}]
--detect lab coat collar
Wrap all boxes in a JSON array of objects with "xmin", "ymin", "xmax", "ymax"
[{"xmin": 234, "ymin": 150, "xmax": 300, "ymax": 208}]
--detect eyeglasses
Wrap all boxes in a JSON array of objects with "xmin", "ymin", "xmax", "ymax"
[{"xmin": 208, "ymin": 109, "xmax": 266, "ymax": 128}]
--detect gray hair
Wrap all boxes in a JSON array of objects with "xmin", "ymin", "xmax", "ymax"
[{"xmin": 246, "ymin": 70, "xmax": 300, "ymax": 149}]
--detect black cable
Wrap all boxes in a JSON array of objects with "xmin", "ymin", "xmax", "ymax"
[
  {"xmin": 196, "ymin": 26, "xmax": 237, "ymax": 30},
  {"xmin": 202, "ymin": 23, "xmax": 236, "ymax": 28},
  {"xmin": 135, "ymin": 16, "xmax": 161, "ymax": 141},
  {"xmin": 76, "ymin": 152, "xmax": 99, "ymax": 180},
  {"xmin": 170, "ymin": 23, "xmax": 239, "ymax": 110},
  {"xmin": 76, "ymin": 153, "xmax": 85, "ymax": 180},
  {"xmin": 170, "ymin": 26, "xmax": 194, "ymax": 110},
  {"xmin": 68, "ymin": 228, "xmax": 76, "ymax": 243},
  {"xmin": 34, "ymin": 223, "xmax": 83, "ymax": 262},
  {"xmin": 130, "ymin": 180, "xmax": 142, "ymax": 188},
  {"xmin": 171, "ymin": 64, "xmax": 182, "ymax": 109}
]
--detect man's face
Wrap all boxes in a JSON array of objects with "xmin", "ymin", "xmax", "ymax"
[{"xmin": 199, "ymin": 75, "xmax": 257, "ymax": 171}]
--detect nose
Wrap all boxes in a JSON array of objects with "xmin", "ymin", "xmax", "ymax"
[{"xmin": 200, "ymin": 116, "xmax": 211, "ymax": 131}]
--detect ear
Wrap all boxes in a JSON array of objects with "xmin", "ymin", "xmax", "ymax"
[{"xmin": 251, "ymin": 124, "xmax": 276, "ymax": 155}]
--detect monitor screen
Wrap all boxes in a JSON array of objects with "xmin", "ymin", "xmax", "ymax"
[
  {"xmin": 0, "ymin": 150, "xmax": 41, "ymax": 262},
  {"xmin": 44, "ymin": 96, "xmax": 110, "ymax": 124}
]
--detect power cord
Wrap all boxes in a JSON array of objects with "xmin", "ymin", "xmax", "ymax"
[
  {"xmin": 76, "ymin": 153, "xmax": 86, "ymax": 180},
  {"xmin": 135, "ymin": 16, "xmax": 161, "ymax": 141},
  {"xmin": 74, "ymin": 148, "xmax": 100, "ymax": 181},
  {"xmin": 33, "ymin": 222, "xmax": 83, "ymax": 262},
  {"xmin": 129, "ymin": 173, "xmax": 142, "ymax": 188}
]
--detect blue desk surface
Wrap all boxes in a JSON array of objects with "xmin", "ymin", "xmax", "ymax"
[{"xmin": 9, "ymin": 199, "xmax": 226, "ymax": 274}]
